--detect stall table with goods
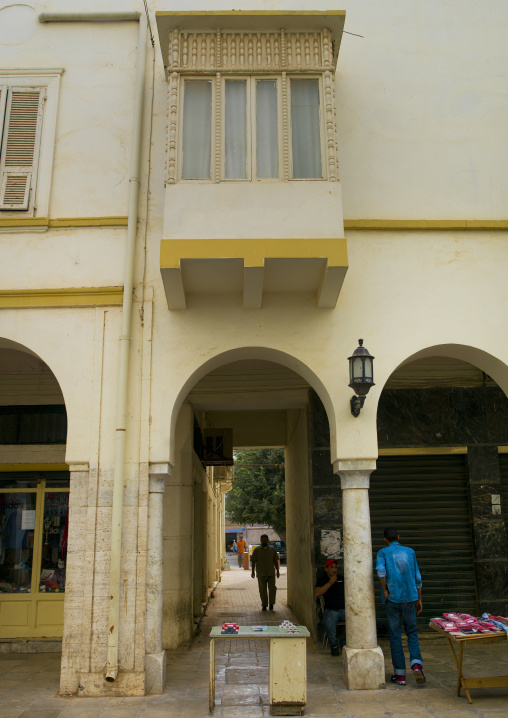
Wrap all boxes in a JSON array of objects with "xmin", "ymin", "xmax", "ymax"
[
  {"xmin": 209, "ymin": 622, "xmax": 310, "ymax": 715},
  {"xmin": 430, "ymin": 612, "xmax": 508, "ymax": 703}
]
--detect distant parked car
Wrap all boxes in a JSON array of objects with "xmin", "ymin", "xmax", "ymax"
[
  {"xmin": 269, "ymin": 540, "xmax": 286, "ymax": 563},
  {"xmin": 248, "ymin": 540, "xmax": 287, "ymax": 563}
]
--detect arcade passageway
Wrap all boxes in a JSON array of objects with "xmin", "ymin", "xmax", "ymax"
[{"xmin": 2, "ymin": 566, "xmax": 508, "ymax": 717}]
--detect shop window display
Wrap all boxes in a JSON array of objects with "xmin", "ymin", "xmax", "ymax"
[
  {"xmin": 0, "ymin": 473, "xmax": 69, "ymax": 595},
  {"xmin": 40, "ymin": 489, "xmax": 68, "ymax": 593},
  {"xmin": 0, "ymin": 488, "xmax": 36, "ymax": 593}
]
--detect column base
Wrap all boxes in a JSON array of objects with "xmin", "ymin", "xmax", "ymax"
[
  {"xmin": 145, "ymin": 651, "xmax": 166, "ymax": 694},
  {"xmin": 343, "ymin": 646, "xmax": 385, "ymax": 690}
]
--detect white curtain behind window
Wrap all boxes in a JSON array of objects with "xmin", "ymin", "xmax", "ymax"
[
  {"xmin": 290, "ymin": 79, "xmax": 322, "ymax": 179},
  {"xmin": 256, "ymin": 80, "xmax": 278, "ymax": 178},
  {"xmin": 182, "ymin": 81, "xmax": 212, "ymax": 179},
  {"xmin": 225, "ymin": 80, "xmax": 247, "ymax": 179}
]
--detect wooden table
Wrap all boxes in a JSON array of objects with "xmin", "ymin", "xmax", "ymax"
[
  {"xmin": 430, "ymin": 624, "xmax": 508, "ymax": 703},
  {"xmin": 209, "ymin": 625, "xmax": 310, "ymax": 715}
]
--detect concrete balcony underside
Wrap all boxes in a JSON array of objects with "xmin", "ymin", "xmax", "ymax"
[{"xmin": 160, "ymin": 237, "xmax": 348, "ymax": 309}]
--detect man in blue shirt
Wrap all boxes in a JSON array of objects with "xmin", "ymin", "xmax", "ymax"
[{"xmin": 376, "ymin": 527, "xmax": 426, "ymax": 686}]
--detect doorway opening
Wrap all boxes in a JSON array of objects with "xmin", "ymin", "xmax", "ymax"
[
  {"xmin": 163, "ymin": 357, "xmax": 339, "ymax": 649},
  {"xmin": 0, "ymin": 343, "xmax": 68, "ymax": 641},
  {"xmin": 374, "ymin": 351, "xmax": 508, "ymax": 628}
]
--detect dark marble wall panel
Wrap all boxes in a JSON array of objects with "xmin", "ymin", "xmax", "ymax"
[
  {"xmin": 307, "ymin": 390, "xmax": 342, "ymax": 570},
  {"xmin": 474, "ymin": 560, "xmax": 508, "ymax": 615},
  {"xmin": 467, "ymin": 446, "xmax": 508, "ymax": 614},
  {"xmin": 309, "ymin": 387, "xmax": 508, "ymax": 614},
  {"xmin": 378, "ymin": 387, "xmax": 508, "ymax": 448}
]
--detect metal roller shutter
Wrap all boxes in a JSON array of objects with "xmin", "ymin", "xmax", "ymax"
[
  {"xmin": 370, "ymin": 454, "xmax": 476, "ymax": 628},
  {"xmin": 498, "ymin": 454, "xmax": 508, "ymax": 545}
]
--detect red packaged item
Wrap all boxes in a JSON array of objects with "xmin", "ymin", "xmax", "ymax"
[{"xmin": 488, "ymin": 614, "xmax": 508, "ymax": 626}]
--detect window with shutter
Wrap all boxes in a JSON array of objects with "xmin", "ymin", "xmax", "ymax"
[{"xmin": 0, "ymin": 87, "xmax": 45, "ymax": 212}]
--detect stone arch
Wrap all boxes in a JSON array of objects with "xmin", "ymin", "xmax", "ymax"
[
  {"xmin": 169, "ymin": 345, "xmax": 337, "ymax": 466},
  {"xmin": 337, "ymin": 342, "xmax": 508, "ymax": 463},
  {"xmin": 0, "ymin": 336, "xmax": 68, "ymax": 403},
  {"xmin": 0, "ymin": 323, "xmax": 94, "ymax": 463},
  {"xmin": 377, "ymin": 342, "xmax": 508, "ymax": 399}
]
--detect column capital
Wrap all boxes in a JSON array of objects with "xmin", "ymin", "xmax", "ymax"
[
  {"xmin": 66, "ymin": 461, "xmax": 90, "ymax": 472},
  {"xmin": 148, "ymin": 462, "xmax": 172, "ymax": 493},
  {"xmin": 334, "ymin": 459, "xmax": 376, "ymax": 490}
]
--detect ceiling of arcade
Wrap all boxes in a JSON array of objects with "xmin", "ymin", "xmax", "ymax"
[
  {"xmin": 0, "ymin": 350, "xmax": 498, "ymax": 416},
  {"xmin": 186, "ymin": 357, "xmax": 501, "ymax": 448},
  {"xmin": 188, "ymin": 356, "xmax": 497, "ymax": 410},
  {"xmin": 0, "ymin": 348, "xmax": 64, "ymax": 406}
]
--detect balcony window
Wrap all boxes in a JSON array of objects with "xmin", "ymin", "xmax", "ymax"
[{"xmin": 180, "ymin": 76, "xmax": 322, "ymax": 182}]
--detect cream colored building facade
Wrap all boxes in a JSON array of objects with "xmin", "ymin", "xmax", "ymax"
[{"xmin": 0, "ymin": 0, "xmax": 507, "ymax": 698}]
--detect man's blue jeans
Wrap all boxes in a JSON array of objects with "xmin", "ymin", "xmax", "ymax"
[
  {"xmin": 385, "ymin": 600, "xmax": 423, "ymax": 675},
  {"xmin": 323, "ymin": 609, "xmax": 346, "ymax": 649}
]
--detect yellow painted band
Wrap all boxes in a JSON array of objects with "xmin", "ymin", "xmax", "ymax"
[
  {"xmin": 160, "ymin": 238, "xmax": 348, "ymax": 269},
  {"xmin": 378, "ymin": 447, "xmax": 468, "ymax": 456},
  {"xmin": 498, "ymin": 446, "xmax": 508, "ymax": 454},
  {"xmin": 156, "ymin": 11, "xmax": 346, "ymax": 17},
  {"xmin": 0, "ymin": 464, "xmax": 68, "ymax": 472},
  {"xmin": 0, "ymin": 593, "xmax": 64, "ymax": 600},
  {"xmin": 344, "ymin": 220, "xmax": 508, "ymax": 230},
  {"xmin": 0, "ymin": 287, "xmax": 123, "ymax": 308},
  {"xmin": 49, "ymin": 217, "xmax": 128, "ymax": 227},
  {"xmin": 0, "ymin": 217, "xmax": 48, "ymax": 227},
  {"xmin": 0, "ymin": 217, "xmax": 128, "ymax": 228}
]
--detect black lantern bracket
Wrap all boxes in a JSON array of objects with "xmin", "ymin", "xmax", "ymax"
[
  {"xmin": 350, "ymin": 394, "xmax": 365, "ymax": 418},
  {"xmin": 348, "ymin": 339, "xmax": 375, "ymax": 417}
]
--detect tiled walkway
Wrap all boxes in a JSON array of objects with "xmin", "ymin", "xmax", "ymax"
[{"xmin": 1, "ymin": 559, "xmax": 508, "ymax": 717}]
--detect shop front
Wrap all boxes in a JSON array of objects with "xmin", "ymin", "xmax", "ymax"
[{"xmin": 0, "ymin": 471, "xmax": 69, "ymax": 638}]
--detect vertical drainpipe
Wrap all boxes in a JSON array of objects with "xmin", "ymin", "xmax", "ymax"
[
  {"xmin": 106, "ymin": 14, "xmax": 148, "ymax": 682},
  {"xmin": 38, "ymin": 10, "xmax": 148, "ymax": 683}
]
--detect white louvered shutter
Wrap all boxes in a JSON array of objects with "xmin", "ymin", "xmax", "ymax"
[{"xmin": 0, "ymin": 87, "xmax": 45, "ymax": 211}]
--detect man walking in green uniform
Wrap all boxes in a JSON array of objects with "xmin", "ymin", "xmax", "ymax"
[{"xmin": 251, "ymin": 534, "xmax": 280, "ymax": 611}]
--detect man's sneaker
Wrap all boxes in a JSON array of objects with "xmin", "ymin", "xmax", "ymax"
[
  {"xmin": 330, "ymin": 647, "xmax": 340, "ymax": 657},
  {"xmin": 412, "ymin": 664, "xmax": 426, "ymax": 684},
  {"xmin": 390, "ymin": 675, "xmax": 407, "ymax": 686},
  {"xmin": 262, "ymin": 606, "xmax": 267, "ymax": 611},
  {"xmin": 269, "ymin": 604, "xmax": 274, "ymax": 611}
]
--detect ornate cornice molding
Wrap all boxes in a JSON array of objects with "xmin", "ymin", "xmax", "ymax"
[{"xmin": 167, "ymin": 28, "xmax": 334, "ymax": 74}]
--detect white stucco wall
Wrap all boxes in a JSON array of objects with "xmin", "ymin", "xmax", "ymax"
[{"xmin": 1, "ymin": 0, "xmax": 507, "ymax": 696}]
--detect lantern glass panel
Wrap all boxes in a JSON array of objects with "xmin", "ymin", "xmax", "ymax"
[
  {"xmin": 365, "ymin": 359, "xmax": 373, "ymax": 379},
  {"xmin": 353, "ymin": 357, "xmax": 363, "ymax": 380}
]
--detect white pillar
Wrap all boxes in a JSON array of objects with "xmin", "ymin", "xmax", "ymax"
[
  {"xmin": 336, "ymin": 460, "xmax": 385, "ymax": 690},
  {"xmin": 145, "ymin": 464, "xmax": 168, "ymax": 694}
]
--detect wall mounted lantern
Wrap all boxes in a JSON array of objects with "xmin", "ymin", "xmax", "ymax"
[{"xmin": 348, "ymin": 339, "xmax": 375, "ymax": 417}]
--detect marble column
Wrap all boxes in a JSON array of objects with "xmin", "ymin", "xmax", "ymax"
[
  {"xmin": 145, "ymin": 463, "xmax": 169, "ymax": 694},
  {"xmin": 336, "ymin": 460, "xmax": 385, "ymax": 690}
]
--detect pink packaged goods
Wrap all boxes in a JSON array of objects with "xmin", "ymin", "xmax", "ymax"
[
  {"xmin": 430, "ymin": 618, "xmax": 461, "ymax": 633},
  {"xmin": 432, "ymin": 613, "xmax": 504, "ymax": 635},
  {"xmin": 488, "ymin": 615, "xmax": 508, "ymax": 626}
]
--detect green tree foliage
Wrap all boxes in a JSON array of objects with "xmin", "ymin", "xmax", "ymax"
[{"xmin": 226, "ymin": 448, "xmax": 286, "ymax": 538}]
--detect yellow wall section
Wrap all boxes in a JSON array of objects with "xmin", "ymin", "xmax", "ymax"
[
  {"xmin": 0, "ymin": 287, "xmax": 123, "ymax": 308},
  {"xmin": 0, "ymin": 217, "xmax": 128, "ymax": 228},
  {"xmin": 160, "ymin": 238, "xmax": 348, "ymax": 269},
  {"xmin": 344, "ymin": 220, "xmax": 508, "ymax": 230}
]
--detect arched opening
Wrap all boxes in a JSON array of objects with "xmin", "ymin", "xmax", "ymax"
[
  {"xmin": 372, "ymin": 344, "xmax": 508, "ymax": 628},
  {"xmin": 0, "ymin": 338, "xmax": 69, "ymax": 641},
  {"xmin": 162, "ymin": 351, "xmax": 342, "ymax": 649}
]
